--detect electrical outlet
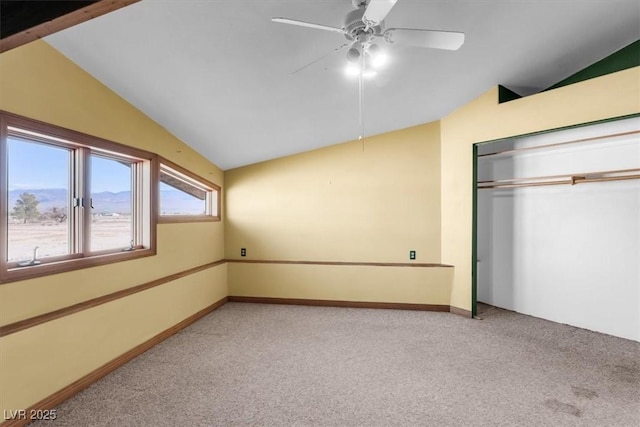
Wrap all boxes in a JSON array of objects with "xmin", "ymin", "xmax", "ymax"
[
  {"xmin": 241, "ymin": 248, "xmax": 246, "ymax": 257},
  {"xmin": 409, "ymin": 250, "xmax": 416, "ymax": 260}
]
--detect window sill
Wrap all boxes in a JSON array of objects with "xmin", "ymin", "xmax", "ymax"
[
  {"xmin": 158, "ymin": 215, "xmax": 221, "ymax": 224},
  {"xmin": 0, "ymin": 248, "xmax": 156, "ymax": 284}
]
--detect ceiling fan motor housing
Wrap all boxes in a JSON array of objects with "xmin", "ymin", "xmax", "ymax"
[{"xmin": 343, "ymin": 7, "xmax": 384, "ymax": 41}]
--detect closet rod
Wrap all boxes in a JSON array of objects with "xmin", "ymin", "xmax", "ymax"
[
  {"xmin": 477, "ymin": 168, "xmax": 640, "ymax": 185},
  {"xmin": 478, "ymin": 130, "xmax": 640, "ymax": 158},
  {"xmin": 478, "ymin": 174, "xmax": 640, "ymax": 189}
]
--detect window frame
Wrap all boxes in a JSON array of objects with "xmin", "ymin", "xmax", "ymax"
[
  {"xmin": 158, "ymin": 157, "xmax": 221, "ymax": 223},
  {"xmin": 0, "ymin": 111, "xmax": 157, "ymax": 283}
]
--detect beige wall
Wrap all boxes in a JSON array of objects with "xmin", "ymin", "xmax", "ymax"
[
  {"xmin": 0, "ymin": 41, "xmax": 227, "ymax": 414},
  {"xmin": 441, "ymin": 67, "xmax": 640, "ymax": 311},
  {"xmin": 225, "ymin": 122, "xmax": 449, "ymax": 302}
]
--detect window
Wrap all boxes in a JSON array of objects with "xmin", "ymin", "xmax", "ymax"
[
  {"xmin": 158, "ymin": 158, "xmax": 220, "ymax": 222},
  {"xmin": 1, "ymin": 111, "xmax": 157, "ymax": 282},
  {"xmin": 7, "ymin": 137, "xmax": 71, "ymax": 262},
  {"xmin": 90, "ymin": 154, "xmax": 134, "ymax": 252}
]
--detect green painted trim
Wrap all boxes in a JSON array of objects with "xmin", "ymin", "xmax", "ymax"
[
  {"xmin": 471, "ymin": 144, "xmax": 478, "ymax": 318},
  {"xmin": 498, "ymin": 85, "xmax": 522, "ymax": 103},
  {"xmin": 474, "ymin": 113, "xmax": 640, "ymax": 147},
  {"xmin": 545, "ymin": 40, "xmax": 640, "ymax": 91}
]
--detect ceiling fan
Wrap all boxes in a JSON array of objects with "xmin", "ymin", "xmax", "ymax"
[{"xmin": 272, "ymin": 0, "xmax": 465, "ymax": 75}]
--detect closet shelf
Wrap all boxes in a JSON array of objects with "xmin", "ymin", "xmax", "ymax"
[{"xmin": 478, "ymin": 130, "xmax": 639, "ymax": 158}]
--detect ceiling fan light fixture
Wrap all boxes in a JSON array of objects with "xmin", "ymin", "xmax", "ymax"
[
  {"xmin": 367, "ymin": 43, "xmax": 381, "ymax": 55},
  {"xmin": 346, "ymin": 46, "xmax": 361, "ymax": 62},
  {"xmin": 372, "ymin": 52, "xmax": 388, "ymax": 68},
  {"xmin": 366, "ymin": 43, "xmax": 388, "ymax": 68}
]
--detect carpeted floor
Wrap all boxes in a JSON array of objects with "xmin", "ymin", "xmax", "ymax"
[{"xmin": 34, "ymin": 302, "xmax": 639, "ymax": 426}]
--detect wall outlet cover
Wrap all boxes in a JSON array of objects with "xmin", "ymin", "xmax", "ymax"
[{"xmin": 410, "ymin": 250, "xmax": 416, "ymax": 260}]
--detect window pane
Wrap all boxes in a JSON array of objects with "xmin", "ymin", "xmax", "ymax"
[
  {"xmin": 7, "ymin": 137, "xmax": 71, "ymax": 262},
  {"xmin": 90, "ymin": 155, "xmax": 132, "ymax": 251},
  {"xmin": 160, "ymin": 173, "xmax": 208, "ymax": 215}
]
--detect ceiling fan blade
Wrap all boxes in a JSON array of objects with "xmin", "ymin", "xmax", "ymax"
[
  {"xmin": 291, "ymin": 43, "xmax": 351, "ymax": 75},
  {"xmin": 363, "ymin": 0, "xmax": 398, "ymax": 27},
  {"xmin": 272, "ymin": 17, "xmax": 345, "ymax": 34},
  {"xmin": 384, "ymin": 28, "xmax": 465, "ymax": 50}
]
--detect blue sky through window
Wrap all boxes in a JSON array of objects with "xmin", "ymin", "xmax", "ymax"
[{"xmin": 8, "ymin": 137, "xmax": 132, "ymax": 192}]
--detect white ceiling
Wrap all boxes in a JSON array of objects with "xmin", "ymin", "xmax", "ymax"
[{"xmin": 46, "ymin": 0, "xmax": 640, "ymax": 170}]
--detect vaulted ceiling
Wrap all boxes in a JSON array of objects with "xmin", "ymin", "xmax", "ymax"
[{"xmin": 45, "ymin": 0, "xmax": 640, "ymax": 170}]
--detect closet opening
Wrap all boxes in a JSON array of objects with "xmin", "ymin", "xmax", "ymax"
[{"xmin": 472, "ymin": 115, "xmax": 639, "ymax": 340}]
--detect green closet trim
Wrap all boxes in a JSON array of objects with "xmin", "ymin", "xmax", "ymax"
[
  {"xmin": 498, "ymin": 39, "xmax": 639, "ymax": 104},
  {"xmin": 475, "ymin": 113, "xmax": 640, "ymax": 147},
  {"xmin": 545, "ymin": 40, "xmax": 639, "ymax": 91},
  {"xmin": 498, "ymin": 85, "xmax": 522, "ymax": 103},
  {"xmin": 471, "ymin": 144, "xmax": 478, "ymax": 318}
]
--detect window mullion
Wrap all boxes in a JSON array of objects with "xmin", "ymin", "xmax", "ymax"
[
  {"xmin": 67, "ymin": 149, "xmax": 76, "ymax": 255},
  {"xmin": 205, "ymin": 191, "xmax": 212, "ymax": 215},
  {"xmin": 76, "ymin": 147, "xmax": 91, "ymax": 255},
  {"xmin": 132, "ymin": 163, "xmax": 141, "ymax": 247}
]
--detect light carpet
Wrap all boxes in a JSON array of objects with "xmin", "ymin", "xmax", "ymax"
[{"xmin": 33, "ymin": 302, "xmax": 640, "ymax": 426}]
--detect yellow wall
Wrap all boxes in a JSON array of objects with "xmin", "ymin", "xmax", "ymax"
[
  {"xmin": 441, "ymin": 67, "xmax": 640, "ymax": 311},
  {"xmin": 0, "ymin": 41, "xmax": 227, "ymax": 414},
  {"xmin": 229, "ymin": 263, "xmax": 452, "ymax": 305},
  {"xmin": 225, "ymin": 121, "xmax": 451, "ymax": 302}
]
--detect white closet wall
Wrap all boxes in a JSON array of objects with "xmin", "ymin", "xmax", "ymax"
[{"xmin": 477, "ymin": 117, "xmax": 640, "ymax": 341}]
